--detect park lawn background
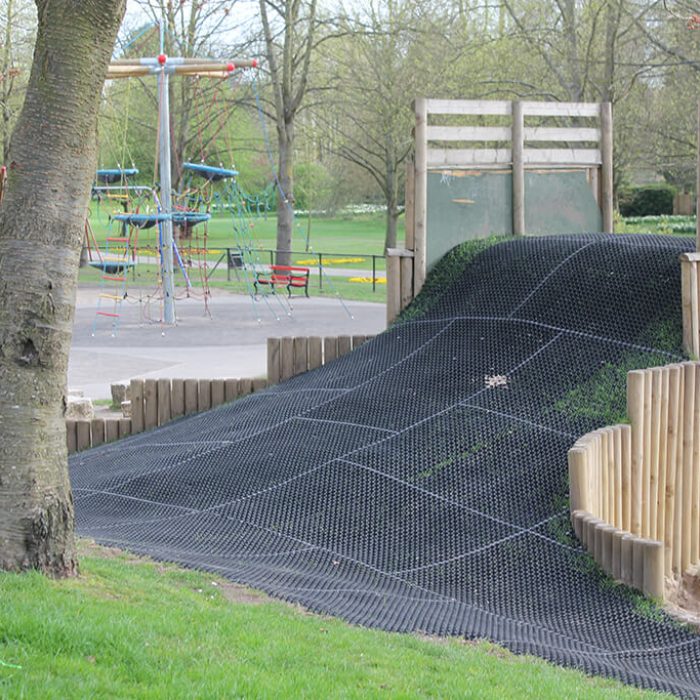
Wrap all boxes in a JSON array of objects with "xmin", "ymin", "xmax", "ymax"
[
  {"xmin": 81, "ymin": 212, "xmax": 699, "ymax": 305},
  {"xmin": 0, "ymin": 541, "xmax": 668, "ymax": 700}
]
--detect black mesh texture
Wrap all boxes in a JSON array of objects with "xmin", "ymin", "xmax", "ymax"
[{"xmin": 72, "ymin": 234, "xmax": 700, "ymax": 697}]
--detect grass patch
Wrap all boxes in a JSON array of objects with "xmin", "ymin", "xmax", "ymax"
[{"xmin": 0, "ymin": 542, "xmax": 667, "ymax": 699}]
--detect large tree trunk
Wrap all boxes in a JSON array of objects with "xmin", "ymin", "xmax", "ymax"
[
  {"xmin": 0, "ymin": 0, "xmax": 126, "ymax": 576},
  {"xmin": 275, "ymin": 119, "xmax": 294, "ymax": 266}
]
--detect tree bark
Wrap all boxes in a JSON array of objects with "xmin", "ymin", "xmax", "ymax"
[
  {"xmin": 275, "ymin": 119, "xmax": 294, "ymax": 265},
  {"xmin": 0, "ymin": 0, "xmax": 126, "ymax": 576}
]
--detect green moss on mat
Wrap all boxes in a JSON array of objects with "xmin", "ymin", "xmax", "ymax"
[{"xmin": 395, "ymin": 236, "xmax": 511, "ymax": 323}]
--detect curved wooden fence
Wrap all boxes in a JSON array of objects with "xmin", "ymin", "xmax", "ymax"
[{"xmin": 569, "ymin": 362, "xmax": 700, "ymax": 600}]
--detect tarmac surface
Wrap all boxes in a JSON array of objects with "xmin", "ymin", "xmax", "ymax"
[{"xmin": 68, "ymin": 287, "xmax": 386, "ymax": 399}]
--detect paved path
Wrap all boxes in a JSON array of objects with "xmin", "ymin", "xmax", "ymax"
[{"xmin": 69, "ymin": 287, "xmax": 387, "ymax": 400}]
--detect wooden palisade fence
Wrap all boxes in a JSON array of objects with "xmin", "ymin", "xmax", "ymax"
[
  {"xmin": 569, "ymin": 362, "xmax": 700, "ymax": 600},
  {"xmin": 67, "ymin": 335, "xmax": 375, "ymax": 454},
  {"xmin": 66, "ymin": 376, "xmax": 267, "ymax": 454},
  {"xmin": 267, "ymin": 334, "xmax": 374, "ymax": 384}
]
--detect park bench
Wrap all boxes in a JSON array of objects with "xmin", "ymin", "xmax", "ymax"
[{"xmin": 254, "ymin": 264, "xmax": 310, "ymax": 297}]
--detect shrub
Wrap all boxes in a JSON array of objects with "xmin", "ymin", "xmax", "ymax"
[{"xmin": 618, "ymin": 184, "xmax": 677, "ymax": 217}]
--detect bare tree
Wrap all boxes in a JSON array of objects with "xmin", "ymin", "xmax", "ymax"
[
  {"xmin": 0, "ymin": 0, "xmax": 126, "ymax": 576},
  {"xmin": 258, "ymin": 0, "xmax": 320, "ymax": 265},
  {"xmin": 0, "ymin": 0, "xmax": 33, "ymax": 163}
]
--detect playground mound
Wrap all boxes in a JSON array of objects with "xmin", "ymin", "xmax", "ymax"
[{"xmin": 72, "ymin": 234, "xmax": 700, "ymax": 697}]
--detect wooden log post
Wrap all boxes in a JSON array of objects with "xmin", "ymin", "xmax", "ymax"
[
  {"xmin": 682, "ymin": 363, "xmax": 695, "ymax": 573},
  {"xmin": 642, "ymin": 374, "xmax": 652, "ymax": 537},
  {"xmin": 171, "ymin": 379, "xmax": 185, "ymax": 418},
  {"xmin": 157, "ymin": 378, "xmax": 172, "ymax": 426},
  {"xmin": 76, "ymin": 421, "xmax": 91, "ymax": 452},
  {"xmin": 280, "ymin": 337, "xmax": 294, "ymax": 381},
  {"xmin": 693, "ymin": 363, "xmax": 700, "ymax": 567},
  {"xmin": 337, "ymin": 335, "xmax": 352, "ymax": 358},
  {"xmin": 198, "ymin": 379, "xmax": 212, "ymax": 411},
  {"xmin": 414, "ymin": 98, "xmax": 428, "ymax": 294},
  {"xmin": 184, "ymin": 379, "xmax": 198, "ymax": 415},
  {"xmin": 620, "ymin": 534, "xmax": 634, "ymax": 586},
  {"xmin": 224, "ymin": 378, "xmax": 240, "ymax": 402},
  {"xmin": 600, "ymin": 101, "xmax": 614, "ymax": 233},
  {"xmin": 308, "ymin": 337, "xmax": 323, "ymax": 371},
  {"xmin": 400, "ymin": 256, "xmax": 414, "ymax": 312},
  {"xmin": 267, "ymin": 337, "xmax": 281, "ymax": 385},
  {"xmin": 512, "ymin": 100, "xmax": 525, "ymax": 236},
  {"xmin": 568, "ymin": 447, "xmax": 588, "ymax": 514},
  {"xmin": 656, "ymin": 367, "xmax": 670, "ymax": 546},
  {"xmin": 118, "ymin": 418, "xmax": 131, "ymax": 439},
  {"xmin": 622, "ymin": 423, "xmax": 632, "ymax": 532},
  {"xmin": 211, "ymin": 379, "xmax": 225, "ymax": 408},
  {"xmin": 91, "ymin": 418, "xmax": 105, "ymax": 448},
  {"xmin": 627, "ymin": 371, "xmax": 645, "ymax": 535},
  {"xmin": 324, "ymin": 337, "xmax": 338, "ymax": 364},
  {"xmin": 144, "ymin": 379, "xmax": 158, "ymax": 430},
  {"xmin": 632, "ymin": 537, "xmax": 646, "ymax": 591},
  {"xmin": 643, "ymin": 540, "xmax": 665, "ymax": 600},
  {"xmin": 386, "ymin": 253, "xmax": 401, "ymax": 325},
  {"xmin": 680, "ymin": 253, "xmax": 700, "ymax": 359},
  {"xmin": 130, "ymin": 378, "xmax": 145, "ymax": 434},
  {"xmin": 649, "ymin": 369, "xmax": 662, "ymax": 540},
  {"xmin": 612, "ymin": 530, "xmax": 625, "ymax": 580},
  {"xmin": 293, "ymin": 337, "xmax": 308, "ymax": 377},
  {"xmin": 105, "ymin": 419, "xmax": 119, "ymax": 443},
  {"xmin": 665, "ymin": 365, "xmax": 682, "ymax": 575}
]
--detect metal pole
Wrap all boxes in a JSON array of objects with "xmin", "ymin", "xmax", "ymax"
[{"xmin": 158, "ymin": 65, "xmax": 176, "ymax": 324}]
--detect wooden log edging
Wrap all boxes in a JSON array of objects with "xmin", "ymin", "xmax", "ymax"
[
  {"xmin": 66, "ymin": 376, "xmax": 268, "ymax": 455},
  {"xmin": 267, "ymin": 334, "xmax": 374, "ymax": 385},
  {"xmin": 569, "ymin": 361, "xmax": 700, "ymax": 600}
]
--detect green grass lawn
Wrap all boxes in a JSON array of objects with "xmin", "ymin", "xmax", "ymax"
[
  {"xmin": 88, "ymin": 207, "xmax": 393, "ymax": 259},
  {"xmin": 0, "ymin": 541, "xmax": 667, "ymax": 699}
]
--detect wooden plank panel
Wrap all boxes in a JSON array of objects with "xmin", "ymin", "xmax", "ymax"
[
  {"xmin": 426, "ymin": 125, "xmax": 511, "ymax": 142},
  {"xmin": 171, "ymin": 379, "xmax": 185, "ymax": 418},
  {"xmin": 426, "ymin": 98, "xmax": 512, "ymax": 115},
  {"xmin": 157, "ymin": 378, "xmax": 172, "ymax": 427},
  {"xmin": 524, "ymin": 126, "xmax": 601, "ymax": 142},
  {"xmin": 239, "ymin": 378, "xmax": 253, "ymax": 395},
  {"xmin": 523, "ymin": 148, "xmax": 601, "ymax": 166},
  {"xmin": 144, "ymin": 379, "xmax": 158, "ymax": 430},
  {"xmin": 351, "ymin": 335, "xmax": 367, "ymax": 350},
  {"xmin": 130, "ymin": 379, "xmax": 145, "ymax": 434},
  {"xmin": 414, "ymin": 98, "xmax": 428, "ymax": 294},
  {"xmin": 521, "ymin": 101, "xmax": 600, "ymax": 118},
  {"xmin": 427, "ymin": 147, "xmax": 511, "ymax": 167},
  {"xmin": 693, "ymin": 363, "xmax": 700, "ymax": 566},
  {"xmin": 211, "ymin": 379, "xmax": 225, "ymax": 408}
]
